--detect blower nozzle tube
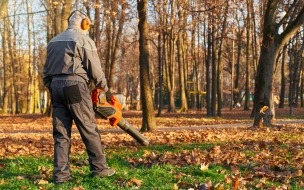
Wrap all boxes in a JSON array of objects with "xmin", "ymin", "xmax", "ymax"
[{"xmin": 117, "ymin": 118, "xmax": 149, "ymax": 146}]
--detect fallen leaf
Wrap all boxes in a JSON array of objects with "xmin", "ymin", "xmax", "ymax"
[
  {"xmin": 232, "ymin": 175, "xmax": 240, "ymax": 189},
  {"xmin": 172, "ymin": 183, "xmax": 179, "ymax": 190},
  {"xmin": 130, "ymin": 178, "xmax": 142, "ymax": 186},
  {"xmin": 200, "ymin": 163, "xmax": 209, "ymax": 171},
  {"xmin": 16, "ymin": 176, "xmax": 25, "ymax": 180},
  {"xmin": 35, "ymin": 179, "xmax": 48, "ymax": 185},
  {"xmin": 231, "ymin": 166, "xmax": 240, "ymax": 175},
  {"xmin": 292, "ymin": 169, "xmax": 302, "ymax": 177},
  {"xmin": 224, "ymin": 175, "xmax": 232, "ymax": 184}
]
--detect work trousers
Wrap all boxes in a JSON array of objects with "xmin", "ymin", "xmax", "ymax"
[{"xmin": 51, "ymin": 80, "xmax": 108, "ymax": 183}]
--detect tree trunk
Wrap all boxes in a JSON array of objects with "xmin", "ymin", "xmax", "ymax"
[
  {"xmin": 234, "ymin": 30, "xmax": 243, "ymax": 106},
  {"xmin": 167, "ymin": 33, "xmax": 176, "ymax": 112},
  {"xmin": 7, "ymin": 18, "xmax": 16, "ymax": 114},
  {"xmin": 279, "ymin": 45, "xmax": 287, "ymax": 108},
  {"xmin": 108, "ymin": 2, "xmax": 126, "ymax": 90},
  {"xmin": 61, "ymin": 0, "xmax": 73, "ymax": 32},
  {"xmin": 211, "ymin": 25, "xmax": 217, "ymax": 116},
  {"xmin": 177, "ymin": 19, "xmax": 188, "ymax": 112},
  {"xmin": 217, "ymin": 1, "xmax": 228, "ymax": 116},
  {"xmin": 157, "ymin": 34, "xmax": 163, "ymax": 117},
  {"xmin": 1, "ymin": 4, "xmax": 9, "ymax": 114},
  {"xmin": 289, "ymin": 37, "xmax": 300, "ymax": 115},
  {"xmin": 102, "ymin": 1, "xmax": 126, "ymax": 91},
  {"xmin": 104, "ymin": 0, "xmax": 111, "ymax": 81},
  {"xmin": 164, "ymin": 0, "xmax": 176, "ymax": 113},
  {"xmin": 244, "ymin": 0, "xmax": 251, "ymax": 111},
  {"xmin": 252, "ymin": 0, "xmax": 304, "ymax": 126},
  {"xmin": 94, "ymin": 0, "xmax": 101, "ymax": 51},
  {"xmin": 54, "ymin": 3, "xmax": 61, "ymax": 36},
  {"xmin": 252, "ymin": 42, "xmax": 277, "ymax": 126},
  {"xmin": 25, "ymin": 0, "xmax": 33, "ymax": 114},
  {"xmin": 206, "ymin": 24, "xmax": 212, "ymax": 117},
  {"xmin": 250, "ymin": 0, "xmax": 258, "ymax": 75},
  {"xmin": 13, "ymin": 31, "xmax": 19, "ymax": 114},
  {"xmin": 137, "ymin": 0, "xmax": 157, "ymax": 131},
  {"xmin": 192, "ymin": 21, "xmax": 201, "ymax": 110}
]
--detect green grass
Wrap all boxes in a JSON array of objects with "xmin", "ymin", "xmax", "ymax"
[{"xmin": 0, "ymin": 143, "xmax": 303, "ymax": 189}]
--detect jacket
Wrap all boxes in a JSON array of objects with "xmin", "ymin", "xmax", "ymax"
[{"xmin": 43, "ymin": 26, "xmax": 108, "ymax": 92}]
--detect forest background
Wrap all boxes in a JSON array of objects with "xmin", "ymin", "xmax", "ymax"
[
  {"xmin": 1, "ymin": 1, "xmax": 304, "ymax": 189},
  {"xmin": 0, "ymin": 0, "xmax": 304, "ymax": 129}
]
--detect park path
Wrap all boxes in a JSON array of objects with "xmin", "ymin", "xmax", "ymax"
[
  {"xmin": 155, "ymin": 119, "xmax": 304, "ymax": 131},
  {"xmin": 2, "ymin": 119, "xmax": 303, "ymax": 134}
]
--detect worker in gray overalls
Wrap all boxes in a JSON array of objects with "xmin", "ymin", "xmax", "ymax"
[{"xmin": 43, "ymin": 10, "xmax": 119, "ymax": 184}]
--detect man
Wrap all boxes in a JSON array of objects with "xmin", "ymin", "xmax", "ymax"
[{"xmin": 43, "ymin": 10, "xmax": 117, "ymax": 184}]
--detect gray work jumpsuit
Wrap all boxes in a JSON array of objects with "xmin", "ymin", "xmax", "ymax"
[{"xmin": 43, "ymin": 25, "xmax": 109, "ymax": 183}]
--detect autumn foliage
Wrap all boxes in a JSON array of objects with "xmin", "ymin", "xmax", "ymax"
[{"xmin": 0, "ymin": 108, "xmax": 304, "ymax": 189}]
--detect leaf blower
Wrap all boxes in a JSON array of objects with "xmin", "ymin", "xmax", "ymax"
[{"xmin": 92, "ymin": 88, "xmax": 149, "ymax": 146}]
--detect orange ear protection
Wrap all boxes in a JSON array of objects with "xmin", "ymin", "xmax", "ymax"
[
  {"xmin": 81, "ymin": 18, "xmax": 90, "ymax": 30},
  {"xmin": 68, "ymin": 10, "xmax": 90, "ymax": 30}
]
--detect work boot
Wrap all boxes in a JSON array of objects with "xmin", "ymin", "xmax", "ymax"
[
  {"xmin": 54, "ymin": 177, "xmax": 73, "ymax": 185},
  {"xmin": 92, "ymin": 168, "xmax": 116, "ymax": 177}
]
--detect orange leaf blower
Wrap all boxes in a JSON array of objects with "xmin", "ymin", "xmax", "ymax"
[{"xmin": 92, "ymin": 88, "xmax": 149, "ymax": 146}]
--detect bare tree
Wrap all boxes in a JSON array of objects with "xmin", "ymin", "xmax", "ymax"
[
  {"xmin": 252, "ymin": 0, "xmax": 304, "ymax": 126},
  {"xmin": 103, "ymin": 0, "xmax": 127, "ymax": 91},
  {"xmin": 61, "ymin": 0, "xmax": 73, "ymax": 32},
  {"xmin": 244, "ymin": 0, "xmax": 252, "ymax": 111},
  {"xmin": 206, "ymin": 21, "xmax": 212, "ymax": 117},
  {"xmin": 216, "ymin": 1, "xmax": 229, "ymax": 116},
  {"xmin": 288, "ymin": 32, "xmax": 303, "ymax": 116},
  {"xmin": 8, "ymin": 1, "xmax": 20, "ymax": 114},
  {"xmin": 25, "ymin": 0, "xmax": 34, "ymax": 113},
  {"xmin": 137, "ymin": 0, "xmax": 157, "ymax": 131},
  {"xmin": 164, "ymin": 0, "xmax": 177, "ymax": 113},
  {"xmin": 279, "ymin": 44, "xmax": 287, "ymax": 108},
  {"xmin": 0, "ymin": 0, "xmax": 9, "ymax": 114},
  {"xmin": 176, "ymin": 2, "xmax": 188, "ymax": 112}
]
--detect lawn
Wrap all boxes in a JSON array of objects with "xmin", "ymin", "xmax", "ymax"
[{"xmin": 0, "ymin": 108, "xmax": 304, "ymax": 189}]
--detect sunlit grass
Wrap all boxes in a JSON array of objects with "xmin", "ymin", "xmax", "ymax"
[{"xmin": 1, "ymin": 141, "xmax": 303, "ymax": 189}]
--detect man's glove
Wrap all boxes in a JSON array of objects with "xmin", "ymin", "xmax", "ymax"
[
  {"xmin": 106, "ymin": 90, "xmax": 113, "ymax": 103},
  {"xmin": 106, "ymin": 90, "xmax": 122, "ymax": 111}
]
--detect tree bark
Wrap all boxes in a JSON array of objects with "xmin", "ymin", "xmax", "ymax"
[
  {"xmin": 1, "ymin": 1, "xmax": 9, "ymax": 114},
  {"xmin": 252, "ymin": 0, "xmax": 304, "ymax": 126},
  {"xmin": 244, "ymin": 0, "xmax": 252, "ymax": 111},
  {"xmin": 61, "ymin": 0, "xmax": 73, "ymax": 32},
  {"xmin": 8, "ymin": 13, "xmax": 19, "ymax": 114},
  {"xmin": 94, "ymin": 0, "xmax": 101, "ymax": 51},
  {"xmin": 103, "ymin": 1, "xmax": 126, "ymax": 91},
  {"xmin": 164, "ymin": 0, "xmax": 177, "ymax": 113},
  {"xmin": 217, "ymin": 1, "xmax": 229, "ymax": 116},
  {"xmin": 279, "ymin": 45, "xmax": 287, "ymax": 108},
  {"xmin": 25, "ymin": 0, "xmax": 33, "ymax": 114},
  {"xmin": 157, "ymin": 34, "xmax": 163, "ymax": 117},
  {"xmin": 137, "ymin": 0, "xmax": 157, "ymax": 131},
  {"xmin": 206, "ymin": 24, "xmax": 212, "ymax": 117},
  {"xmin": 211, "ymin": 24, "xmax": 217, "ymax": 116},
  {"xmin": 176, "ymin": 6, "xmax": 188, "ymax": 112}
]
